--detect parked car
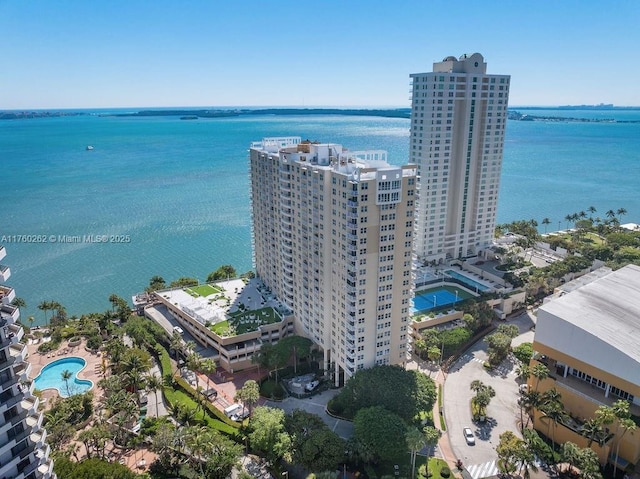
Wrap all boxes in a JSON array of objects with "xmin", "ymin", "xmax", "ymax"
[
  {"xmin": 173, "ymin": 325, "xmax": 184, "ymax": 335},
  {"xmin": 305, "ymin": 380, "xmax": 320, "ymax": 392},
  {"xmin": 463, "ymin": 427, "xmax": 475, "ymax": 445}
]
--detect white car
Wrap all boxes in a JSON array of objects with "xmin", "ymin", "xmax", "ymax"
[
  {"xmin": 173, "ymin": 326, "xmax": 184, "ymax": 335},
  {"xmin": 463, "ymin": 427, "xmax": 475, "ymax": 445}
]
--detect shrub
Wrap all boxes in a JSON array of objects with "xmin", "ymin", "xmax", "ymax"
[
  {"xmin": 86, "ymin": 334, "xmax": 102, "ymax": 350},
  {"xmin": 441, "ymin": 467, "xmax": 451, "ymax": 478},
  {"xmin": 260, "ymin": 379, "xmax": 285, "ymax": 399}
]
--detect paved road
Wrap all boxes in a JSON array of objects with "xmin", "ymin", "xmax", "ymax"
[
  {"xmin": 265, "ymin": 388, "xmax": 354, "ymax": 439},
  {"xmin": 443, "ymin": 311, "xmax": 536, "ymax": 469}
]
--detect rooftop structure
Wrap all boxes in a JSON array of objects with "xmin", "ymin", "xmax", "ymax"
[
  {"xmin": 0, "ymin": 246, "xmax": 56, "ymax": 479},
  {"xmin": 250, "ymin": 137, "xmax": 416, "ymax": 384},
  {"xmin": 410, "ymin": 53, "xmax": 510, "ymax": 263},
  {"xmin": 151, "ymin": 278, "xmax": 294, "ymax": 372}
]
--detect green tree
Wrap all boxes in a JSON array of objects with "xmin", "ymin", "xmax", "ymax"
[
  {"xmin": 427, "ymin": 345, "xmax": 442, "ymax": 363},
  {"xmin": 235, "ymin": 379, "xmax": 260, "ymax": 417},
  {"xmin": 423, "ymin": 426, "xmax": 441, "ymax": 479},
  {"xmin": 485, "ymin": 332, "xmax": 512, "ymax": 366},
  {"xmin": 170, "ymin": 276, "xmax": 199, "ymax": 288},
  {"xmin": 328, "ymin": 365, "xmax": 436, "ymax": 422},
  {"xmin": 61, "ymin": 369, "xmax": 73, "ymax": 397},
  {"xmin": 561, "ymin": 441, "xmax": 581, "ymax": 475},
  {"xmin": 406, "ymin": 427, "xmax": 427, "ymax": 479},
  {"xmin": 354, "ymin": 406, "xmax": 407, "ymax": 463},
  {"xmin": 512, "ymin": 343, "xmax": 533, "ymax": 364},
  {"xmin": 147, "ymin": 275, "xmax": 166, "ymax": 292},
  {"xmin": 531, "ymin": 363, "xmax": 549, "ymax": 391},
  {"xmin": 496, "ymin": 430, "xmax": 521, "ymax": 475},
  {"xmin": 207, "ymin": 265, "xmax": 237, "ymax": 283},
  {"xmin": 54, "ymin": 457, "xmax": 136, "ymax": 479},
  {"xmin": 541, "ymin": 217, "xmax": 551, "ymax": 233},
  {"xmin": 249, "ymin": 406, "xmax": 292, "ymax": 464}
]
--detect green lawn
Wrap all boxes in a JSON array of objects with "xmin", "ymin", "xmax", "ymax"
[
  {"xmin": 185, "ymin": 284, "xmax": 223, "ymax": 298},
  {"xmin": 210, "ymin": 307, "xmax": 280, "ymax": 336}
]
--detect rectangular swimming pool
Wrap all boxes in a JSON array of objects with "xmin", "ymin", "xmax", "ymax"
[{"xmin": 444, "ymin": 269, "xmax": 491, "ymax": 292}]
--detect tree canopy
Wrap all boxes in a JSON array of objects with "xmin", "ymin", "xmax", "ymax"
[
  {"xmin": 285, "ymin": 410, "xmax": 345, "ymax": 473},
  {"xmin": 207, "ymin": 265, "xmax": 237, "ymax": 283},
  {"xmin": 354, "ymin": 406, "xmax": 407, "ymax": 462},
  {"xmin": 328, "ymin": 365, "xmax": 436, "ymax": 422}
]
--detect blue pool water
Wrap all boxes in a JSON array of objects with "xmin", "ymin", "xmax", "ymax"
[
  {"xmin": 413, "ymin": 288, "xmax": 463, "ymax": 313},
  {"xmin": 34, "ymin": 357, "xmax": 93, "ymax": 398},
  {"xmin": 445, "ymin": 270, "xmax": 491, "ymax": 292}
]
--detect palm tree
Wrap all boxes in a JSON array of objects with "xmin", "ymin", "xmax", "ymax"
[
  {"xmin": 200, "ymin": 358, "xmax": 216, "ymax": 392},
  {"xmin": 616, "ymin": 207, "xmax": 627, "ymax": 220},
  {"xmin": 515, "ymin": 364, "xmax": 530, "ymax": 384},
  {"xmin": 587, "ymin": 206, "xmax": 597, "ymax": 219},
  {"xmin": 606, "ymin": 209, "xmax": 616, "ymax": 220},
  {"xmin": 423, "ymin": 426, "xmax": 441, "ymax": 479},
  {"xmin": 108, "ymin": 293, "xmax": 120, "ymax": 313},
  {"xmin": 406, "ymin": 427, "xmax": 426, "ymax": 479},
  {"xmin": 235, "ymin": 379, "xmax": 260, "ymax": 417},
  {"xmin": 561, "ymin": 441, "xmax": 581, "ymax": 474},
  {"xmin": 38, "ymin": 300, "xmax": 52, "ymax": 327},
  {"xmin": 11, "ymin": 297, "xmax": 26, "ymax": 309},
  {"xmin": 540, "ymin": 400, "xmax": 566, "ymax": 452},
  {"xmin": 27, "ymin": 316, "xmax": 35, "ymax": 331},
  {"xmin": 531, "ymin": 363, "xmax": 549, "ymax": 392},
  {"xmin": 541, "ymin": 218, "xmax": 551, "ymax": 234},
  {"xmin": 581, "ymin": 418, "xmax": 604, "ymax": 447},
  {"xmin": 608, "ymin": 399, "xmax": 635, "ymax": 477},
  {"xmin": 61, "ymin": 370, "xmax": 73, "ymax": 397}
]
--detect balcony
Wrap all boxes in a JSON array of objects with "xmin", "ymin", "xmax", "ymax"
[
  {"xmin": 26, "ymin": 412, "xmax": 43, "ymax": 431},
  {"xmin": 9, "ymin": 343, "xmax": 26, "ymax": 364},
  {"xmin": 13, "ymin": 361, "xmax": 32, "ymax": 382},
  {"xmin": 0, "ymin": 264, "xmax": 10, "ymax": 283},
  {"xmin": 20, "ymin": 395, "xmax": 39, "ymax": 415},
  {"xmin": 0, "ymin": 285, "xmax": 16, "ymax": 305},
  {"xmin": 30, "ymin": 429, "xmax": 47, "ymax": 449},
  {"xmin": 38, "ymin": 457, "xmax": 55, "ymax": 478},
  {"xmin": 0, "ymin": 245, "xmax": 5, "ymax": 261},
  {"xmin": 1, "ymin": 304, "xmax": 19, "ymax": 323}
]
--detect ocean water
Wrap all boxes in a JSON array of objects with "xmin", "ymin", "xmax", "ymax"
[{"xmin": 1, "ymin": 110, "xmax": 639, "ymax": 321}]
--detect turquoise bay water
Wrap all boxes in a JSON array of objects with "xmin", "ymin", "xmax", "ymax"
[
  {"xmin": 33, "ymin": 357, "xmax": 93, "ymax": 397},
  {"xmin": 1, "ymin": 111, "xmax": 639, "ymax": 321}
]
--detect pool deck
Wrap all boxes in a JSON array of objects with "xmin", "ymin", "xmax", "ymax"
[{"xmin": 27, "ymin": 337, "xmax": 105, "ymax": 405}]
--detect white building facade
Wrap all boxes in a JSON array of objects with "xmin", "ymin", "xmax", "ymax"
[
  {"xmin": 250, "ymin": 138, "xmax": 416, "ymax": 384},
  {"xmin": 410, "ymin": 53, "xmax": 510, "ymax": 263},
  {"xmin": 0, "ymin": 246, "xmax": 55, "ymax": 479}
]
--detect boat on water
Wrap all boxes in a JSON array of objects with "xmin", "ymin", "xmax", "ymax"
[{"xmin": 86, "ymin": 145, "xmax": 94, "ymax": 150}]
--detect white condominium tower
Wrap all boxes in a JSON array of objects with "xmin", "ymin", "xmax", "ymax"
[
  {"xmin": 0, "ymin": 246, "xmax": 55, "ymax": 479},
  {"xmin": 250, "ymin": 138, "xmax": 416, "ymax": 384},
  {"xmin": 410, "ymin": 53, "xmax": 510, "ymax": 263}
]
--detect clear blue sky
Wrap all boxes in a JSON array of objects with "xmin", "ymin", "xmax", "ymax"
[{"xmin": 2, "ymin": 0, "xmax": 639, "ymax": 109}]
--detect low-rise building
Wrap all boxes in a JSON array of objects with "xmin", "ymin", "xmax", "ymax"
[{"xmin": 530, "ymin": 264, "xmax": 640, "ymax": 468}]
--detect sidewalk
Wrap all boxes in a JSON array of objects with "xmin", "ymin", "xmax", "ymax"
[{"xmin": 431, "ymin": 368, "xmax": 460, "ymax": 473}]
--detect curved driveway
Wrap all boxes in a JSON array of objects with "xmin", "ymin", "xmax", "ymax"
[{"xmin": 443, "ymin": 311, "xmax": 536, "ymax": 467}]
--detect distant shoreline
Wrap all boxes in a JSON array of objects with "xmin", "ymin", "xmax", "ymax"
[
  {"xmin": 2, "ymin": 106, "xmax": 640, "ymax": 122},
  {"xmin": 0, "ymin": 108, "xmax": 411, "ymax": 121}
]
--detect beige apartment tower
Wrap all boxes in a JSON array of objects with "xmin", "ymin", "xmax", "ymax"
[
  {"xmin": 410, "ymin": 53, "xmax": 510, "ymax": 263},
  {"xmin": 250, "ymin": 138, "xmax": 416, "ymax": 384}
]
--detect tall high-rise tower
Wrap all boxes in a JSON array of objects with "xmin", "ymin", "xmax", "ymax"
[
  {"xmin": 0, "ymin": 245, "xmax": 55, "ymax": 479},
  {"xmin": 250, "ymin": 138, "xmax": 416, "ymax": 384},
  {"xmin": 410, "ymin": 53, "xmax": 510, "ymax": 263}
]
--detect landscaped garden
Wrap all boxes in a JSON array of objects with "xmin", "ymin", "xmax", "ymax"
[
  {"xmin": 185, "ymin": 283, "xmax": 223, "ymax": 298},
  {"xmin": 210, "ymin": 307, "xmax": 280, "ymax": 336}
]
